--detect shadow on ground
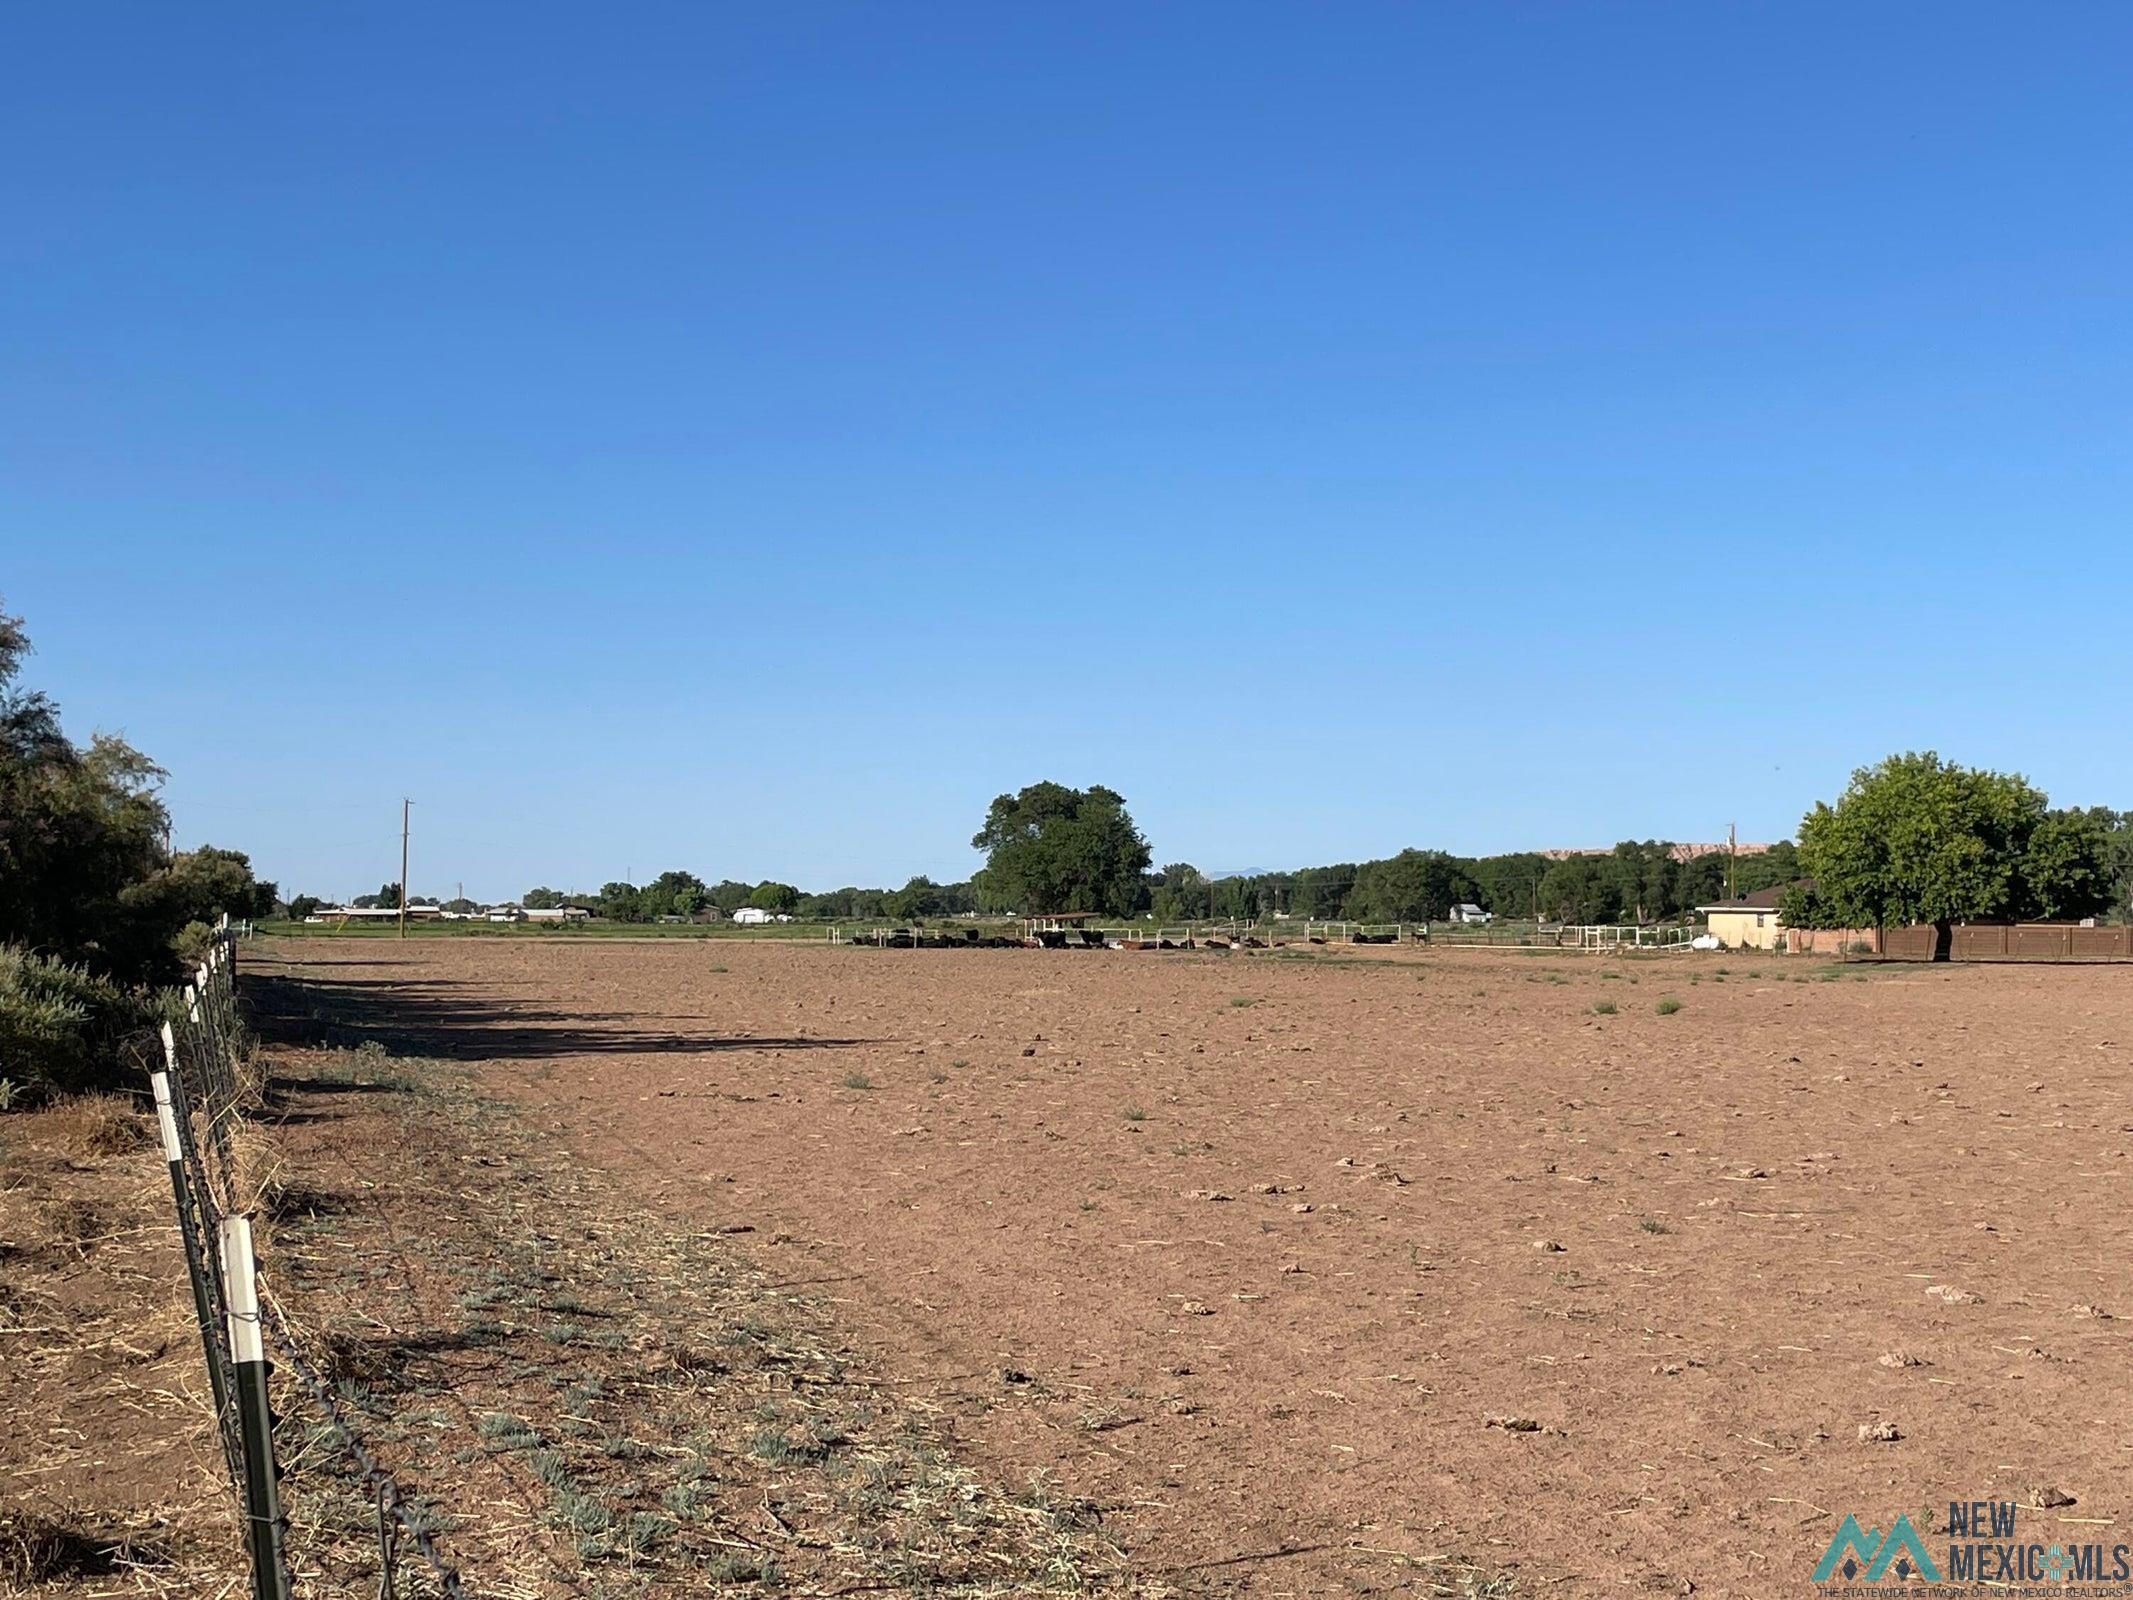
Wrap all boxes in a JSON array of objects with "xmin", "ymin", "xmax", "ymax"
[{"xmin": 242, "ymin": 968, "xmax": 883, "ymax": 1063}]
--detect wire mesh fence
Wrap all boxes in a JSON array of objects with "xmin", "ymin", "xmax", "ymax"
[{"xmin": 152, "ymin": 917, "xmax": 469, "ymax": 1600}]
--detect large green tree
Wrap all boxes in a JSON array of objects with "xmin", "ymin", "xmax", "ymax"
[
  {"xmin": 748, "ymin": 880, "xmax": 801, "ymax": 913},
  {"xmin": 639, "ymin": 871, "xmax": 707, "ymax": 919},
  {"xmin": 1537, "ymin": 856, "xmax": 1623, "ymax": 924},
  {"xmin": 2065, "ymin": 807, "xmax": 2133, "ymax": 921},
  {"xmin": 597, "ymin": 881, "xmax": 643, "ymax": 921},
  {"xmin": 1604, "ymin": 841, "xmax": 1680, "ymax": 923},
  {"xmin": 1287, "ymin": 863, "xmax": 1359, "ymax": 919},
  {"xmin": 1796, "ymin": 752, "xmax": 2114, "ymax": 940},
  {"xmin": 1469, "ymin": 852, "xmax": 1547, "ymax": 920},
  {"xmin": 1150, "ymin": 862, "xmax": 1208, "ymax": 923},
  {"xmin": 972, "ymin": 782, "xmax": 1151, "ymax": 917},
  {"xmin": 1343, "ymin": 849, "xmax": 1476, "ymax": 922},
  {"xmin": 886, "ymin": 875, "xmax": 943, "ymax": 922}
]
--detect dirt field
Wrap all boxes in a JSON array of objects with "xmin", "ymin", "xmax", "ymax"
[{"xmin": 242, "ymin": 940, "xmax": 2132, "ymax": 1593}]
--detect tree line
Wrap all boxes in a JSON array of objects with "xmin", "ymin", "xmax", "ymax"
[
  {"xmin": 1, "ymin": 605, "xmax": 278, "ymax": 1099},
  {"xmin": 461, "ymin": 769, "xmax": 2133, "ymax": 935},
  {"xmin": 301, "ymin": 772, "xmax": 2133, "ymax": 940},
  {"xmin": 1145, "ymin": 841, "xmax": 1805, "ymax": 926},
  {"xmin": 957, "ymin": 782, "xmax": 1808, "ymax": 924},
  {"xmin": 961, "ymin": 778, "xmax": 2133, "ymax": 930},
  {"xmin": 513, "ymin": 872, "xmax": 987, "ymax": 924}
]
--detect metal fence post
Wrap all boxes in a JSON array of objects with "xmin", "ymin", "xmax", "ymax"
[
  {"xmin": 219, "ymin": 1214, "xmax": 291, "ymax": 1600},
  {"xmin": 153, "ymin": 1027, "xmax": 239, "ymax": 1483}
]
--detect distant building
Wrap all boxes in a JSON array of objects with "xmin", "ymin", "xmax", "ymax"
[
  {"xmin": 1699, "ymin": 884, "xmax": 1790, "ymax": 950},
  {"xmin": 1447, "ymin": 903, "xmax": 1492, "ymax": 924},
  {"xmin": 524, "ymin": 906, "xmax": 592, "ymax": 923},
  {"xmin": 731, "ymin": 906, "xmax": 773, "ymax": 925},
  {"xmin": 316, "ymin": 904, "xmax": 442, "ymax": 921}
]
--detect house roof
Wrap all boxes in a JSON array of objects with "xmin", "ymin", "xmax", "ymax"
[{"xmin": 1698, "ymin": 883, "xmax": 1792, "ymax": 912}]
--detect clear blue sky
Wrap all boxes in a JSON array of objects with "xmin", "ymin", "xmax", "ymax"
[{"xmin": 7, "ymin": 4, "xmax": 2130, "ymax": 901}]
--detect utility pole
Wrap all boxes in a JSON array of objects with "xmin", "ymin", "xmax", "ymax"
[
  {"xmin": 399, "ymin": 799, "xmax": 412, "ymax": 940},
  {"xmin": 1726, "ymin": 821, "xmax": 1737, "ymax": 900}
]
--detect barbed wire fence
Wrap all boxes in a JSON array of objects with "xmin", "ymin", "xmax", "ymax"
[{"xmin": 150, "ymin": 916, "xmax": 470, "ymax": 1600}]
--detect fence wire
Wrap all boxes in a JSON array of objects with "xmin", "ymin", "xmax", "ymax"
[
  {"xmin": 158, "ymin": 920, "xmax": 471, "ymax": 1600},
  {"xmin": 259, "ymin": 1302, "xmax": 470, "ymax": 1600}
]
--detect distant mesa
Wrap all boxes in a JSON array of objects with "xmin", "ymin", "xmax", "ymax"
[{"xmin": 1537, "ymin": 842, "xmax": 1773, "ymax": 863}]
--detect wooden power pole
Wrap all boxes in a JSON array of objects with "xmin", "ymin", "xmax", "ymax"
[{"xmin": 399, "ymin": 799, "xmax": 411, "ymax": 939}]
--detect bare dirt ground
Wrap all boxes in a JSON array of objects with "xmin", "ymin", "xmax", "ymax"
[
  {"xmin": 0, "ymin": 1097, "xmax": 241, "ymax": 1593},
  {"xmin": 227, "ymin": 936, "xmax": 2133, "ymax": 1598},
  {"xmin": 15, "ymin": 939, "xmax": 2127, "ymax": 1597}
]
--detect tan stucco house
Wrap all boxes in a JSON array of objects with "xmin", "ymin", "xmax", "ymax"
[{"xmin": 1698, "ymin": 884, "xmax": 1789, "ymax": 950}]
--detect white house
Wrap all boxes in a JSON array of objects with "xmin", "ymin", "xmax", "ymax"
[
  {"xmin": 1447, "ymin": 903, "xmax": 1492, "ymax": 924},
  {"xmin": 731, "ymin": 906, "xmax": 773, "ymax": 925}
]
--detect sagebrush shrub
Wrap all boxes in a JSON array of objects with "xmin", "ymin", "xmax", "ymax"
[{"xmin": 0, "ymin": 944, "xmax": 148, "ymax": 1100}]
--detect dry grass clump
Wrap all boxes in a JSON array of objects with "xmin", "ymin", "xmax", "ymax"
[
  {"xmin": 1, "ymin": 1096, "xmax": 166, "ymax": 1261},
  {"xmin": 311, "ymin": 1325, "xmax": 404, "ymax": 1388},
  {"xmin": 69, "ymin": 1092, "xmax": 157, "ymax": 1156},
  {"xmin": 32, "ymin": 1091, "xmax": 157, "ymax": 1159},
  {"xmin": 0, "ymin": 1508, "xmax": 174, "ymax": 1585},
  {"xmin": 0, "ymin": 1510, "xmax": 117, "ymax": 1585},
  {"xmin": 31, "ymin": 1193, "xmax": 112, "ymax": 1253},
  {"xmin": 219, "ymin": 1116, "xmax": 284, "ymax": 1214},
  {"xmin": 0, "ymin": 1093, "xmax": 237, "ymax": 1597}
]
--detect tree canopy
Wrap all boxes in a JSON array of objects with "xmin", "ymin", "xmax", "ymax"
[
  {"xmin": 1795, "ymin": 752, "xmax": 2115, "ymax": 930},
  {"xmin": 1537, "ymin": 855, "xmax": 1621, "ymax": 925},
  {"xmin": 1, "ymin": 603, "xmax": 275, "ymax": 1095},
  {"xmin": 1345, "ymin": 849, "xmax": 1478, "ymax": 923},
  {"xmin": 0, "ymin": 606, "xmax": 273, "ymax": 985},
  {"xmin": 971, "ymin": 782, "xmax": 1152, "ymax": 917}
]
